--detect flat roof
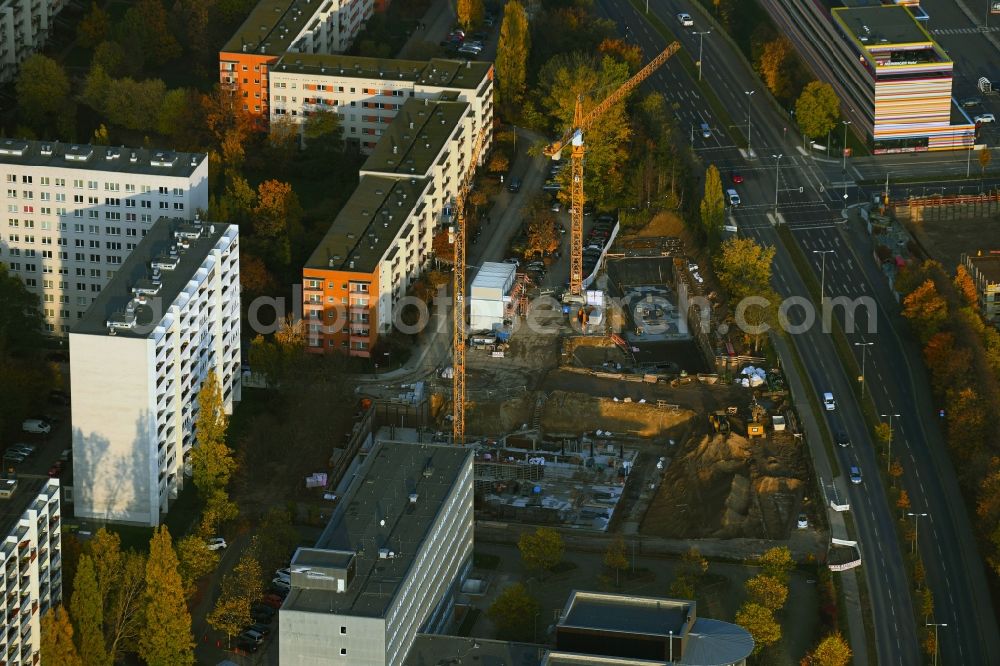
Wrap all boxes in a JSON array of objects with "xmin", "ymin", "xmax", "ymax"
[
  {"xmin": 270, "ymin": 53, "xmax": 491, "ymax": 90},
  {"xmin": 561, "ymin": 591, "xmax": 692, "ymax": 638},
  {"xmin": 360, "ymin": 97, "xmax": 469, "ymax": 177},
  {"xmin": 222, "ymin": 0, "xmax": 315, "ymax": 56},
  {"xmin": 405, "ymin": 636, "xmax": 545, "ymax": 666},
  {"xmin": 471, "ymin": 261, "xmax": 516, "ymax": 290},
  {"xmin": 968, "ymin": 254, "xmax": 1000, "ymax": 283},
  {"xmin": 304, "ymin": 174, "xmax": 428, "ymax": 273},
  {"xmin": 283, "ymin": 442, "xmax": 471, "ymax": 618},
  {"xmin": 0, "ymin": 478, "xmax": 55, "ymax": 560},
  {"xmin": 0, "ymin": 139, "xmax": 205, "ymax": 178},
  {"xmin": 833, "ymin": 5, "xmax": 932, "ymax": 47},
  {"xmin": 542, "ymin": 655, "xmax": 667, "ymax": 666},
  {"xmin": 73, "ymin": 217, "xmax": 231, "ymax": 337}
]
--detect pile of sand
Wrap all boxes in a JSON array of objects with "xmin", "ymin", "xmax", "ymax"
[{"xmin": 542, "ymin": 390, "xmax": 694, "ymax": 438}]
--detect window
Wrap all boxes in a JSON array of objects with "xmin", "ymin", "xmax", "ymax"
[
  {"xmin": 172, "ymin": 187, "xmax": 183, "ymax": 196},
  {"xmin": 55, "ymin": 178, "xmax": 65, "ymax": 187},
  {"xmin": 125, "ymin": 199, "xmax": 136, "ymax": 208},
  {"xmin": 87, "ymin": 196, "xmax": 98, "ymax": 205},
  {"xmin": 158, "ymin": 186, "xmax": 168, "ymax": 195},
  {"xmin": 21, "ymin": 191, "xmax": 32, "ymax": 199},
  {"xmin": 340, "ymin": 627, "xmax": 347, "ymax": 635},
  {"xmin": 40, "ymin": 192, "xmax": 49, "ymax": 201},
  {"xmin": 7, "ymin": 189, "xmax": 16, "ymax": 198},
  {"xmin": 105, "ymin": 198, "xmax": 120, "ymax": 206},
  {"xmin": 340, "ymin": 649, "xmax": 347, "ymax": 656},
  {"xmin": 141, "ymin": 201, "xmax": 151, "ymax": 209},
  {"xmin": 73, "ymin": 179, "xmax": 83, "ymax": 189},
  {"xmin": 55, "ymin": 193, "xmax": 65, "ymax": 202},
  {"xmin": 105, "ymin": 182, "xmax": 120, "ymax": 191},
  {"xmin": 4, "ymin": 175, "xmax": 13, "ymax": 183},
  {"xmin": 125, "ymin": 184, "xmax": 136, "ymax": 193},
  {"xmin": 173, "ymin": 202, "xmax": 184, "ymax": 210},
  {"xmin": 87, "ymin": 181, "xmax": 97, "ymax": 190},
  {"xmin": 21, "ymin": 175, "xmax": 31, "ymax": 184}
]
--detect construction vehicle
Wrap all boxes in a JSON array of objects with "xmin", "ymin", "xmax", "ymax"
[
  {"xmin": 452, "ymin": 127, "xmax": 491, "ymax": 446},
  {"xmin": 543, "ymin": 41, "xmax": 681, "ymax": 295}
]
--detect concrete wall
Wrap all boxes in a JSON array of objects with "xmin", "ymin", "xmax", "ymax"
[
  {"xmin": 70, "ymin": 334, "xmax": 157, "ymax": 524},
  {"xmin": 279, "ymin": 612, "xmax": 386, "ymax": 664}
]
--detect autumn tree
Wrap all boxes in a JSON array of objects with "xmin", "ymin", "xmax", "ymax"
[
  {"xmin": 756, "ymin": 38, "xmax": 792, "ymax": 100},
  {"xmin": 86, "ymin": 528, "xmax": 146, "ymax": 661},
  {"xmin": 518, "ymin": 527, "xmax": 564, "ymax": 574},
  {"xmin": 735, "ymin": 602, "xmax": 781, "ymax": 654},
  {"xmin": 897, "ymin": 489, "xmax": 911, "ymax": 512},
  {"xmin": 901, "ymin": 279, "xmax": 948, "ymax": 343},
  {"xmin": 78, "ymin": 2, "xmax": 111, "ymax": 48},
  {"xmin": 176, "ymin": 535, "xmax": 220, "ymax": 599},
  {"xmin": 41, "ymin": 606, "xmax": 83, "ymax": 666},
  {"xmin": 922, "ymin": 332, "xmax": 972, "ymax": 394},
  {"xmin": 795, "ymin": 81, "xmax": 840, "ymax": 140},
  {"xmin": 487, "ymin": 583, "xmax": 540, "ymax": 641},
  {"xmin": 757, "ymin": 546, "xmax": 794, "ymax": 583},
  {"xmin": 603, "ymin": 535, "xmax": 629, "ymax": 586},
  {"xmin": 457, "ymin": 0, "xmax": 485, "ymax": 29},
  {"xmin": 497, "ymin": 1, "xmax": 530, "ymax": 111},
  {"xmin": 488, "ymin": 152, "xmax": 510, "ymax": 174},
  {"xmin": 954, "ymin": 264, "xmax": 978, "ymax": 307},
  {"xmin": 525, "ymin": 207, "xmax": 559, "ymax": 257},
  {"xmin": 538, "ymin": 52, "xmax": 632, "ymax": 206},
  {"xmin": 808, "ymin": 632, "xmax": 852, "ymax": 666},
  {"xmin": 200, "ymin": 489, "xmax": 239, "ymax": 537},
  {"xmin": 252, "ymin": 179, "xmax": 303, "ymax": 267},
  {"xmin": 745, "ymin": 574, "xmax": 788, "ymax": 611},
  {"xmin": 669, "ymin": 547, "xmax": 708, "ymax": 599},
  {"xmin": 303, "ymin": 109, "xmax": 345, "ymax": 155},
  {"xmin": 944, "ymin": 386, "xmax": 989, "ymax": 462},
  {"xmin": 889, "ymin": 460, "xmax": 904, "ymax": 487},
  {"xmin": 192, "ymin": 369, "xmax": 236, "ymax": 498},
  {"xmin": 208, "ymin": 552, "xmax": 264, "ymax": 644},
  {"xmin": 140, "ymin": 527, "xmax": 194, "ymax": 666},
  {"xmin": 598, "ymin": 38, "xmax": 643, "ymax": 71},
  {"xmin": 715, "ymin": 237, "xmax": 779, "ymax": 350},
  {"xmin": 15, "ymin": 55, "xmax": 74, "ymax": 139},
  {"xmin": 700, "ymin": 164, "xmax": 725, "ymax": 248},
  {"xmin": 70, "ymin": 555, "xmax": 109, "ymax": 666}
]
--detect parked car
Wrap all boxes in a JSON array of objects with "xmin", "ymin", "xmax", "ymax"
[
  {"xmin": 22, "ymin": 419, "xmax": 51, "ymax": 434},
  {"xmin": 239, "ymin": 629, "xmax": 265, "ymax": 645},
  {"xmin": 235, "ymin": 637, "xmax": 260, "ymax": 653},
  {"xmin": 849, "ymin": 466, "xmax": 863, "ymax": 484},
  {"xmin": 206, "ymin": 537, "xmax": 227, "ymax": 551},
  {"xmin": 262, "ymin": 593, "xmax": 284, "ymax": 609},
  {"xmin": 542, "ymin": 181, "xmax": 563, "ymax": 191},
  {"xmin": 700, "ymin": 122, "xmax": 711, "ymax": 139},
  {"xmin": 725, "ymin": 188, "xmax": 741, "ymax": 207},
  {"xmin": 60, "ymin": 448, "xmax": 72, "ymax": 462},
  {"xmin": 251, "ymin": 603, "xmax": 276, "ymax": 624},
  {"xmin": 48, "ymin": 462, "xmax": 63, "ymax": 478},
  {"xmin": 797, "ymin": 513, "xmax": 809, "ymax": 529},
  {"xmin": 975, "ymin": 113, "xmax": 996, "ymax": 124},
  {"xmin": 677, "ymin": 12, "xmax": 694, "ymax": 26},
  {"xmin": 48, "ymin": 390, "xmax": 70, "ymax": 406},
  {"xmin": 11, "ymin": 444, "xmax": 36, "ymax": 456},
  {"xmin": 504, "ymin": 258, "xmax": 520, "ymax": 267},
  {"xmin": 551, "ymin": 202, "xmax": 562, "ymax": 212},
  {"xmin": 249, "ymin": 623, "xmax": 272, "ymax": 638},
  {"xmin": 961, "ymin": 96, "xmax": 983, "ymax": 108},
  {"xmin": 2, "ymin": 452, "xmax": 26, "ymax": 464}
]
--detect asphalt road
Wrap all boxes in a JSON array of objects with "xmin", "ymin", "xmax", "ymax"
[{"xmin": 597, "ymin": 0, "xmax": 1000, "ymax": 664}]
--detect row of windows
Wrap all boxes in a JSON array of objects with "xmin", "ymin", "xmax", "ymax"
[
  {"xmin": 7, "ymin": 220, "xmax": 144, "ymax": 234},
  {"xmin": 4, "ymin": 175, "xmax": 188, "ymax": 197},
  {"xmin": 4, "ymin": 253, "xmax": 121, "ymax": 264}
]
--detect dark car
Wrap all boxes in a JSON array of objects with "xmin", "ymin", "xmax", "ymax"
[
  {"xmin": 262, "ymin": 593, "xmax": 284, "ymax": 609},
  {"xmin": 507, "ymin": 177, "xmax": 521, "ymax": 193},
  {"xmin": 236, "ymin": 637, "xmax": 260, "ymax": 653},
  {"xmin": 961, "ymin": 96, "xmax": 983, "ymax": 108},
  {"xmin": 835, "ymin": 431, "xmax": 850, "ymax": 448},
  {"xmin": 249, "ymin": 623, "xmax": 272, "ymax": 638},
  {"xmin": 48, "ymin": 390, "xmax": 70, "ymax": 406},
  {"xmin": 48, "ymin": 462, "xmax": 63, "ymax": 478},
  {"xmin": 471, "ymin": 31, "xmax": 488, "ymax": 42},
  {"xmin": 251, "ymin": 603, "xmax": 276, "ymax": 623}
]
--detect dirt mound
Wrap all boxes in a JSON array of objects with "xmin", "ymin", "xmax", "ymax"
[
  {"xmin": 642, "ymin": 430, "xmax": 807, "ymax": 539},
  {"xmin": 541, "ymin": 390, "xmax": 695, "ymax": 438},
  {"xmin": 466, "ymin": 392, "xmax": 535, "ymax": 435}
]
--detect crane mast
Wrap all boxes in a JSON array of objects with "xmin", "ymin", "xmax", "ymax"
[
  {"xmin": 544, "ymin": 41, "xmax": 681, "ymax": 295},
  {"xmin": 452, "ymin": 126, "xmax": 490, "ymax": 446}
]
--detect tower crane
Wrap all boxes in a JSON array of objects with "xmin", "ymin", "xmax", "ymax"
[
  {"xmin": 544, "ymin": 41, "xmax": 681, "ymax": 295},
  {"xmin": 452, "ymin": 126, "xmax": 491, "ymax": 446}
]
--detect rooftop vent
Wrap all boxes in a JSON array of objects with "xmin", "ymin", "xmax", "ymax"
[
  {"xmin": 129, "ymin": 151, "xmax": 138, "ymax": 163},
  {"xmin": 329, "ymin": 258, "xmax": 335, "ymax": 267},
  {"xmin": 39, "ymin": 144, "xmax": 52, "ymax": 156},
  {"xmin": 349, "ymin": 260, "xmax": 355, "ymax": 269},
  {"xmin": 65, "ymin": 144, "xmax": 94, "ymax": 162},
  {"xmin": 105, "ymin": 147, "xmax": 121, "ymax": 160},
  {"xmin": 150, "ymin": 151, "xmax": 177, "ymax": 167},
  {"xmin": 0, "ymin": 139, "xmax": 28, "ymax": 157},
  {"xmin": 151, "ymin": 255, "xmax": 180, "ymax": 271},
  {"xmin": 107, "ymin": 311, "xmax": 137, "ymax": 331}
]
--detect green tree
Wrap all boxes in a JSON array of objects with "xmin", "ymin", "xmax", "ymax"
[
  {"xmin": 669, "ymin": 546, "xmax": 708, "ymax": 599},
  {"xmin": 104, "ymin": 77, "xmax": 168, "ymax": 132},
  {"xmin": 255, "ymin": 507, "xmax": 301, "ymax": 575},
  {"xmin": 700, "ymin": 164, "xmax": 725, "ymax": 248},
  {"xmin": 104, "ymin": 551, "xmax": 147, "ymax": 661},
  {"xmin": 41, "ymin": 605, "xmax": 83, "ymax": 666},
  {"xmin": 795, "ymin": 81, "xmax": 840, "ymax": 140},
  {"xmin": 603, "ymin": 535, "xmax": 629, "ymax": 586},
  {"xmin": 537, "ymin": 52, "xmax": 632, "ymax": 207},
  {"xmin": 745, "ymin": 574, "xmax": 788, "ymax": 611},
  {"xmin": 809, "ymin": 632, "xmax": 852, "ymax": 666},
  {"xmin": 15, "ymin": 54, "xmax": 73, "ymax": 138},
  {"xmin": 70, "ymin": 555, "xmax": 109, "ymax": 666},
  {"xmin": 735, "ymin": 601, "xmax": 781, "ymax": 654},
  {"xmin": 0, "ymin": 262, "xmax": 43, "ymax": 352},
  {"xmin": 176, "ymin": 534, "xmax": 219, "ymax": 600},
  {"xmin": 92, "ymin": 40, "xmax": 130, "ymax": 77},
  {"xmin": 303, "ymin": 109, "xmax": 345, "ymax": 155},
  {"xmin": 78, "ymin": 2, "xmax": 111, "ymax": 48},
  {"xmin": 518, "ymin": 527, "xmax": 564, "ymax": 574},
  {"xmin": 715, "ymin": 237, "xmax": 775, "ymax": 298},
  {"xmin": 486, "ymin": 583, "xmax": 540, "ymax": 641},
  {"xmin": 118, "ymin": 0, "xmax": 181, "ymax": 67},
  {"xmin": 140, "ymin": 527, "xmax": 194, "ymax": 666},
  {"xmin": 192, "ymin": 369, "xmax": 236, "ymax": 498},
  {"xmin": 457, "ymin": 0, "xmax": 484, "ymax": 29},
  {"xmin": 497, "ymin": 1, "xmax": 530, "ymax": 110},
  {"xmin": 207, "ymin": 552, "xmax": 264, "ymax": 644}
]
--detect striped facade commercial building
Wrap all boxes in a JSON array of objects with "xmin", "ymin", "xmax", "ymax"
[{"xmin": 831, "ymin": 5, "xmax": 974, "ymax": 153}]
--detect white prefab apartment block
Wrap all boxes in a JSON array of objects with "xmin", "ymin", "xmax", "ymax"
[
  {"xmin": 69, "ymin": 218, "xmax": 240, "ymax": 527},
  {"xmin": 0, "ymin": 139, "xmax": 208, "ymax": 335},
  {"xmin": 0, "ymin": 0, "xmax": 67, "ymax": 83},
  {"xmin": 0, "ymin": 478, "xmax": 62, "ymax": 666},
  {"xmin": 269, "ymin": 54, "xmax": 494, "ymax": 152},
  {"xmin": 279, "ymin": 442, "xmax": 474, "ymax": 665}
]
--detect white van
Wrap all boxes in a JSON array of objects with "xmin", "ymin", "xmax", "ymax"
[
  {"xmin": 22, "ymin": 419, "xmax": 51, "ymax": 434},
  {"xmin": 823, "ymin": 392, "xmax": 836, "ymax": 411},
  {"xmin": 726, "ymin": 189, "xmax": 741, "ymax": 207}
]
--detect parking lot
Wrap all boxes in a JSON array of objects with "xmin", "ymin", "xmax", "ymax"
[{"xmin": 3, "ymin": 383, "xmax": 73, "ymax": 486}]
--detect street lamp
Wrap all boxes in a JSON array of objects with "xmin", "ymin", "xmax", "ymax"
[
  {"xmin": 745, "ymin": 90, "xmax": 756, "ymax": 157},
  {"xmin": 841, "ymin": 120, "xmax": 853, "ymax": 173},
  {"xmin": 854, "ymin": 341, "xmax": 873, "ymax": 389},
  {"xmin": 926, "ymin": 622, "xmax": 948, "ymax": 666},
  {"xmin": 384, "ymin": 351, "xmax": 391, "ymax": 372},
  {"xmin": 906, "ymin": 512, "xmax": 928, "ymax": 556},
  {"xmin": 771, "ymin": 154, "xmax": 783, "ymax": 216},
  {"xmin": 812, "ymin": 249, "xmax": 834, "ymax": 305},
  {"xmin": 693, "ymin": 30, "xmax": 711, "ymax": 81},
  {"xmin": 967, "ymin": 136, "xmax": 975, "ymax": 178},
  {"xmin": 881, "ymin": 412, "xmax": 901, "ymax": 472}
]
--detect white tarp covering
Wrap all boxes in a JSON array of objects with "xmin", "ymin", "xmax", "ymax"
[{"xmin": 739, "ymin": 366, "xmax": 767, "ymax": 388}]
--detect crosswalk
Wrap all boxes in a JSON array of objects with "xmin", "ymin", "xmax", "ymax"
[{"xmin": 931, "ymin": 26, "xmax": 1000, "ymax": 35}]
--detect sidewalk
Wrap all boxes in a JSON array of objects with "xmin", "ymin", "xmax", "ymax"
[
  {"xmin": 397, "ymin": 0, "xmax": 456, "ymax": 59},
  {"xmin": 771, "ymin": 334, "xmax": 869, "ymax": 666}
]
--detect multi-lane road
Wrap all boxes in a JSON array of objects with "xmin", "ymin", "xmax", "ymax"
[{"xmin": 594, "ymin": 0, "xmax": 1000, "ymax": 664}]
